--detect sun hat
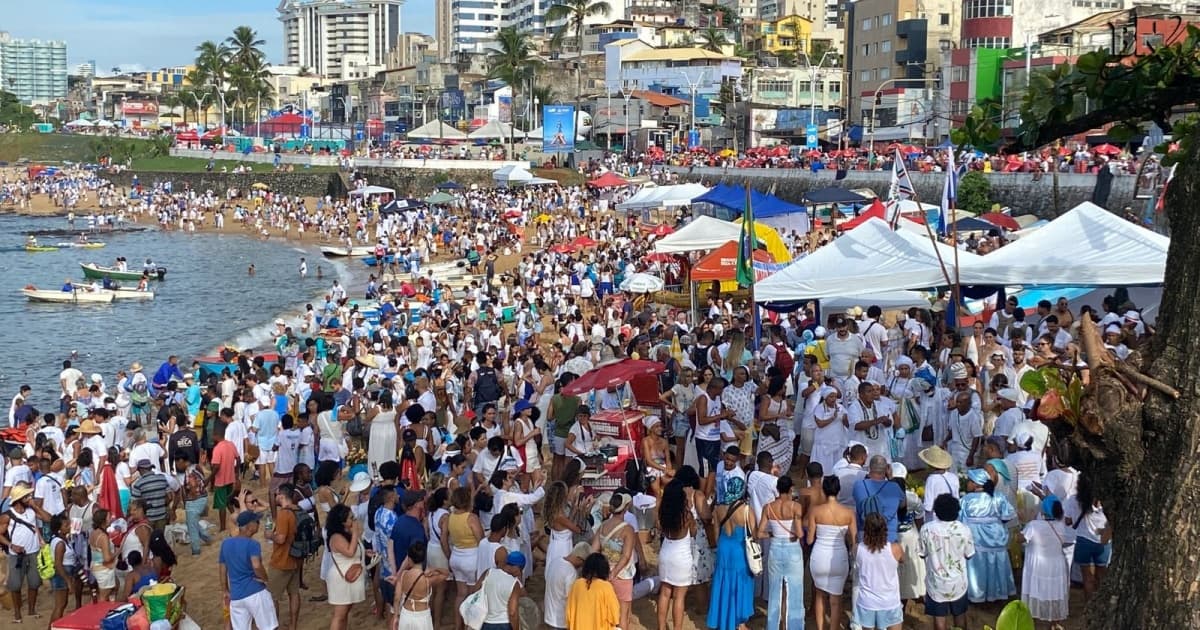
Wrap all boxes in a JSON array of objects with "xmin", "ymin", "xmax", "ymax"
[
  {"xmin": 77, "ymin": 419, "xmax": 103, "ymax": 435},
  {"xmin": 130, "ymin": 362, "xmax": 143, "ymax": 373},
  {"xmin": 611, "ymin": 492, "xmax": 632, "ymax": 512},
  {"xmin": 918, "ymin": 445, "xmax": 953, "ymax": 470},
  {"xmin": 349, "ymin": 471, "xmax": 372, "ymax": 493},
  {"xmin": 997, "ymin": 388, "xmax": 1020, "ymax": 403},
  {"xmin": 9, "ymin": 484, "xmax": 34, "ymax": 503},
  {"xmin": 355, "ymin": 354, "xmax": 379, "ymax": 368},
  {"xmin": 91, "ymin": 373, "xmax": 103, "ymax": 383}
]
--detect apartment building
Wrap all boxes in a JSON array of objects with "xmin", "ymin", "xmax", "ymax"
[
  {"xmin": 0, "ymin": 32, "xmax": 68, "ymax": 105},
  {"xmin": 278, "ymin": 0, "xmax": 403, "ymax": 79}
]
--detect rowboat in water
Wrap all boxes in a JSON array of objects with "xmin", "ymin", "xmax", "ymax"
[
  {"xmin": 55, "ymin": 242, "xmax": 107, "ymax": 249},
  {"xmin": 72, "ymin": 284, "xmax": 154, "ymax": 300},
  {"xmin": 22, "ymin": 288, "xmax": 114, "ymax": 304},
  {"xmin": 25, "ymin": 245, "xmax": 59, "ymax": 252},
  {"xmin": 80, "ymin": 262, "xmax": 167, "ymax": 281},
  {"xmin": 320, "ymin": 245, "xmax": 375, "ymax": 258},
  {"xmin": 196, "ymin": 352, "xmax": 280, "ymax": 378},
  {"xmin": 360, "ymin": 255, "xmax": 395, "ymax": 267}
]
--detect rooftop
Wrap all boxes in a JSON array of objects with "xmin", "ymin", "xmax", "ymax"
[
  {"xmin": 632, "ymin": 90, "xmax": 690, "ymax": 107},
  {"xmin": 624, "ymin": 47, "xmax": 733, "ymax": 62}
]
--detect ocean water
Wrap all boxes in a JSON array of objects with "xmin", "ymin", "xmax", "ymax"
[{"xmin": 0, "ymin": 215, "xmax": 353, "ymax": 410}]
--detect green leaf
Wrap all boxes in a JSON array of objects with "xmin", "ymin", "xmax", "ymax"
[
  {"xmin": 1041, "ymin": 366, "xmax": 1066, "ymax": 392},
  {"xmin": 996, "ymin": 600, "xmax": 1035, "ymax": 630},
  {"xmin": 1019, "ymin": 369, "xmax": 1048, "ymax": 398}
]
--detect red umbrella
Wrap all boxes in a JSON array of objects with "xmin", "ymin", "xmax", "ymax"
[
  {"xmin": 561, "ymin": 359, "xmax": 665, "ymax": 395},
  {"xmin": 805, "ymin": 149, "xmax": 823, "ymax": 159},
  {"xmin": 174, "ymin": 130, "xmax": 199, "ymax": 142},
  {"xmin": 571, "ymin": 236, "xmax": 598, "ymax": 248},
  {"xmin": 647, "ymin": 223, "xmax": 674, "ymax": 237},
  {"xmin": 503, "ymin": 209, "xmax": 523, "ymax": 219},
  {"xmin": 643, "ymin": 252, "xmax": 675, "ymax": 262},
  {"xmin": 1092, "ymin": 143, "xmax": 1122, "ymax": 156},
  {"xmin": 979, "ymin": 212, "xmax": 1020, "ymax": 231},
  {"xmin": 902, "ymin": 145, "xmax": 924, "ymax": 155},
  {"xmin": 550, "ymin": 243, "xmax": 576, "ymax": 254},
  {"xmin": 587, "ymin": 172, "xmax": 629, "ymax": 188}
]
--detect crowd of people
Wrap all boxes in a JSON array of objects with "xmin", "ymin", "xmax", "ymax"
[{"xmin": 0, "ymin": 158, "xmax": 1144, "ymax": 630}]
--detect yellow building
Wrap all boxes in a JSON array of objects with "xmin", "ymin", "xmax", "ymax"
[{"xmin": 756, "ymin": 15, "xmax": 812, "ymax": 54}]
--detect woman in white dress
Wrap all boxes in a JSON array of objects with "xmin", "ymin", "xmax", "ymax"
[
  {"xmin": 811, "ymin": 386, "xmax": 849, "ymax": 475},
  {"xmin": 393, "ymin": 542, "xmax": 449, "ymax": 630},
  {"xmin": 325, "ymin": 504, "xmax": 366, "ymax": 630},
  {"xmin": 367, "ymin": 391, "xmax": 398, "ymax": 479},
  {"xmin": 757, "ymin": 377, "xmax": 794, "ymax": 473},
  {"xmin": 807, "ymin": 474, "xmax": 856, "ymax": 630},
  {"xmin": 1020, "ymin": 496, "xmax": 1074, "ymax": 627},
  {"xmin": 656, "ymin": 479, "xmax": 697, "ymax": 630}
]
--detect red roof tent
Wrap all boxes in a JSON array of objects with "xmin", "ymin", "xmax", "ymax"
[
  {"xmin": 839, "ymin": 199, "xmax": 926, "ymax": 231},
  {"xmin": 631, "ymin": 90, "xmax": 689, "ymax": 108},
  {"xmin": 174, "ymin": 129, "xmax": 200, "ymax": 142},
  {"xmin": 691, "ymin": 240, "xmax": 773, "ymax": 282},
  {"xmin": 587, "ymin": 172, "xmax": 629, "ymax": 187},
  {"xmin": 256, "ymin": 112, "xmax": 311, "ymax": 135}
]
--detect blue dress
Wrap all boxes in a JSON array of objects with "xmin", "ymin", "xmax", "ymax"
[
  {"xmin": 960, "ymin": 491, "xmax": 1017, "ymax": 603},
  {"xmin": 707, "ymin": 524, "xmax": 755, "ymax": 630}
]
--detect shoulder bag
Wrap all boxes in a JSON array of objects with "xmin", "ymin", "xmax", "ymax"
[{"xmin": 719, "ymin": 500, "xmax": 763, "ymax": 576}]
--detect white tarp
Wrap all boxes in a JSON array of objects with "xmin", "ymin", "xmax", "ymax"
[
  {"xmin": 822, "ymin": 291, "xmax": 933, "ymax": 312},
  {"xmin": 958, "ymin": 202, "xmax": 1169, "ymax": 286},
  {"xmin": 757, "ymin": 218, "xmax": 956, "ymax": 301},
  {"xmin": 468, "ymin": 120, "xmax": 525, "ymax": 139},
  {"xmin": 493, "ymin": 164, "xmax": 534, "ymax": 184},
  {"xmin": 652, "ymin": 215, "xmax": 740, "ymax": 253},
  {"xmin": 616, "ymin": 183, "xmax": 710, "ymax": 211},
  {"xmin": 348, "ymin": 185, "xmax": 395, "ymax": 196},
  {"xmin": 407, "ymin": 120, "xmax": 468, "ymax": 139}
]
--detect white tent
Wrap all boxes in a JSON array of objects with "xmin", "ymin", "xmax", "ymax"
[
  {"xmin": 407, "ymin": 120, "xmax": 468, "ymax": 140},
  {"xmin": 65, "ymin": 119, "xmax": 94, "ymax": 128},
  {"xmin": 653, "ymin": 215, "xmax": 741, "ymax": 253},
  {"xmin": 615, "ymin": 183, "xmax": 710, "ymax": 211},
  {"xmin": 493, "ymin": 164, "xmax": 534, "ymax": 185},
  {"xmin": 93, "ymin": 119, "xmax": 116, "ymax": 128},
  {"xmin": 757, "ymin": 218, "xmax": 957, "ymax": 301},
  {"xmin": 468, "ymin": 120, "xmax": 525, "ymax": 139},
  {"xmin": 348, "ymin": 185, "xmax": 395, "ymax": 197},
  {"xmin": 958, "ymin": 201, "xmax": 1169, "ymax": 286},
  {"xmin": 822, "ymin": 291, "xmax": 933, "ymax": 312}
]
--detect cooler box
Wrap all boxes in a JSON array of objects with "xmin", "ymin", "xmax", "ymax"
[
  {"xmin": 51, "ymin": 601, "xmax": 122, "ymax": 630},
  {"xmin": 591, "ymin": 409, "xmax": 645, "ymax": 446}
]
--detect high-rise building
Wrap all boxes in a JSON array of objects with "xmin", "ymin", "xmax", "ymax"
[
  {"xmin": 73, "ymin": 61, "xmax": 96, "ymax": 78},
  {"xmin": 447, "ymin": 0, "xmax": 626, "ymax": 54},
  {"xmin": 0, "ymin": 32, "xmax": 68, "ymax": 105},
  {"xmin": 277, "ymin": 0, "xmax": 404, "ymax": 79},
  {"xmin": 434, "ymin": 0, "xmax": 453, "ymax": 61}
]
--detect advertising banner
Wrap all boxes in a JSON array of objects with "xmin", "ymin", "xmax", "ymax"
[{"xmin": 542, "ymin": 105, "xmax": 575, "ymax": 152}]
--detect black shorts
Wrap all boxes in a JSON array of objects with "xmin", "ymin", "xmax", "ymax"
[{"xmin": 924, "ymin": 593, "xmax": 969, "ymax": 618}]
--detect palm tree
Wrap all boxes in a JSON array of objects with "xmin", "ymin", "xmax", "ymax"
[
  {"xmin": 697, "ymin": 27, "xmax": 731, "ymax": 53},
  {"xmin": 226, "ymin": 26, "xmax": 266, "ymax": 68},
  {"xmin": 545, "ymin": 0, "xmax": 611, "ymax": 142},
  {"xmin": 488, "ymin": 27, "xmax": 540, "ymax": 156},
  {"xmin": 195, "ymin": 40, "xmax": 231, "ymax": 128}
]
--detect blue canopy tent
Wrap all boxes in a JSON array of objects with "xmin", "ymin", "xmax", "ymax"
[
  {"xmin": 692, "ymin": 184, "xmax": 809, "ymax": 228},
  {"xmin": 802, "ymin": 187, "xmax": 870, "ymax": 205},
  {"xmin": 953, "ymin": 216, "xmax": 1000, "ymax": 232}
]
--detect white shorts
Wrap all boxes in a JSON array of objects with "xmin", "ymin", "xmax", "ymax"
[
  {"xmin": 255, "ymin": 450, "xmax": 278, "ymax": 466},
  {"xmin": 231, "ymin": 588, "xmax": 279, "ymax": 630}
]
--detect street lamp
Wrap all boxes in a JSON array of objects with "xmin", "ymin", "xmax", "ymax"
[
  {"xmin": 619, "ymin": 81, "xmax": 637, "ymax": 157},
  {"xmin": 678, "ymin": 70, "xmax": 708, "ymax": 149},
  {"xmin": 869, "ymin": 77, "xmax": 941, "ymax": 154},
  {"xmin": 799, "ymin": 50, "xmax": 835, "ymax": 128}
]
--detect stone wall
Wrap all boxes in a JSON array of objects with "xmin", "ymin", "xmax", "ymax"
[
  {"xmin": 673, "ymin": 166, "xmax": 1138, "ymax": 217},
  {"xmin": 106, "ymin": 170, "xmax": 345, "ymax": 198},
  {"xmin": 352, "ymin": 168, "xmax": 495, "ymax": 197}
]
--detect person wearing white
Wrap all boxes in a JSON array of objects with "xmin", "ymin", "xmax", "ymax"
[
  {"xmin": 543, "ymin": 543, "xmax": 590, "ymax": 629},
  {"xmin": 1020, "ymin": 497, "xmax": 1074, "ymax": 624},
  {"xmin": 846, "ymin": 383, "xmax": 892, "ymax": 461},
  {"xmin": 811, "ymin": 387, "xmax": 848, "ymax": 474},
  {"xmin": 825, "ymin": 319, "xmax": 865, "ymax": 387},
  {"xmin": 943, "ymin": 393, "xmax": 982, "ymax": 473},
  {"xmin": 991, "ymin": 389, "xmax": 1024, "ymax": 446}
]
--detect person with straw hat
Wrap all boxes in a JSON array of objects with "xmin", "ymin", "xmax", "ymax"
[
  {"xmin": 0, "ymin": 483, "xmax": 51, "ymax": 623},
  {"xmin": 920, "ymin": 446, "xmax": 960, "ymax": 523}
]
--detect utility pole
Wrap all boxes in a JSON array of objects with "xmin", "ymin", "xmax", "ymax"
[
  {"xmin": 678, "ymin": 69, "xmax": 707, "ymax": 149},
  {"xmin": 799, "ymin": 50, "xmax": 834, "ymax": 128},
  {"xmin": 869, "ymin": 77, "xmax": 940, "ymax": 154}
]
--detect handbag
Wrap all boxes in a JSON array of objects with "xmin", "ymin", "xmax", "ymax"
[
  {"xmin": 719, "ymin": 500, "xmax": 763, "ymax": 576},
  {"xmin": 245, "ymin": 441, "xmax": 261, "ymax": 463},
  {"xmin": 459, "ymin": 576, "xmax": 488, "ymax": 630},
  {"xmin": 332, "ymin": 540, "xmax": 364, "ymax": 583}
]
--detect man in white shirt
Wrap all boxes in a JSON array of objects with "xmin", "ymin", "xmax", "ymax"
[
  {"xmin": 991, "ymin": 389, "xmax": 1023, "ymax": 446},
  {"xmin": 847, "ymin": 382, "xmax": 892, "ymax": 461},
  {"xmin": 59, "ymin": 360, "xmax": 83, "ymax": 413},
  {"xmin": 825, "ymin": 316, "xmax": 866, "ymax": 387},
  {"xmin": 34, "ymin": 456, "xmax": 66, "ymax": 517},
  {"xmin": 8, "ymin": 385, "xmax": 30, "ymax": 428},
  {"xmin": 36, "ymin": 415, "xmax": 66, "ymax": 454},
  {"xmin": 943, "ymin": 392, "xmax": 982, "ymax": 473},
  {"xmin": 2, "ymin": 449, "xmax": 32, "ymax": 500},
  {"xmin": 129, "ymin": 428, "xmax": 166, "ymax": 474},
  {"xmin": 860, "ymin": 306, "xmax": 889, "ymax": 360},
  {"xmin": 746, "ymin": 451, "xmax": 779, "ymax": 518},
  {"xmin": 835, "ymin": 443, "xmax": 867, "ymax": 508}
]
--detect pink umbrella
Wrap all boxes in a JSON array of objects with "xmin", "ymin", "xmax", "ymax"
[{"xmin": 561, "ymin": 359, "xmax": 665, "ymax": 395}]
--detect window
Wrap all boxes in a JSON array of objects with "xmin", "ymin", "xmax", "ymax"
[
  {"xmin": 962, "ymin": 0, "xmax": 1012, "ymax": 18},
  {"xmin": 872, "ymin": 42, "xmax": 879, "ymax": 54},
  {"xmin": 881, "ymin": 13, "xmax": 892, "ymax": 25},
  {"xmin": 940, "ymin": 12, "xmax": 950, "ymax": 25},
  {"xmin": 756, "ymin": 79, "xmax": 793, "ymax": 94},
  {"xmin": 861, "ymin": 17, "xmax": 872, "ymax": 30},
  {"xmin": 861, "ymin": 44, "xmax": 870, "ymax": 56},
  {"xmin": 881, "ymin": 40, "xmax": 892, "ymax": 52},
  {"xmin": 963, "ymin": 37, "xmax": 1011, "ymax": 48},
  {"xmin": 860, "ymin": 69, "xmax": 872, "ymax": 81},
  {"xmin": 951, "ymin": 65, "xmax": 967, "ymax": 82},
  {"xmin": 878, "ymin": 67, "xmax": 891, "ymax": 80},
  {"xmin": 1142, "ymin": 34, "xmax": 1164, "ymax": 49}
]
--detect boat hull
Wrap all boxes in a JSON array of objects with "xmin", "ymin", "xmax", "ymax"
[
  {"xmin": 80, "ymin": 263, "xmax": 166, "ymax": 281},
  {"xmin": 196, "ymin": 352, "xmax": 280, "ymax": 377},
  {"xmin": 321, "ymin": 245, "xmax": 374, "ymax": 258},
  {"xmin": 23, "ymin": 289, "xmax": 114, "ymax": 304},
  {"xmin": 360, "ymin": 255, "xmax": 395, "ymax": 267},
  {"xmin": 25, "ymin": 246, "xmax": 59, "ymax": 252},
  {"xmin": 55, "ymin": 242, "xmax": 107, "ymax": 249}
]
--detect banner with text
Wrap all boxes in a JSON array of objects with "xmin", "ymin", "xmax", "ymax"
[{"xmin": 542, "ymin": 105, "xmax": 576, "ymax": 153}]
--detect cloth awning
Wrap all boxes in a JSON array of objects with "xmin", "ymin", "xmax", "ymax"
[
  {"xmin": 407, "ymin": 120, "xmax": 467, "ymax": 139},
  {"xmin": 588, "ymin": 172, "xmax": 630, "ymax": 187},
  {"xmin": 349, "ymin": 185, "xmax": 395, "ymax": 196},
  {"xmin": 691, "ymin": 240, "xmax": 773, "ymax": 281},
  {"xmin": 692, "ymin": 183, "xmax": 808, "ymax": 221},
  {"xmin": 803, "ymin": 187, "xmax": 870, "ymax": 205},
  {"xmin": 958, "ymin": 201, "xmax": 1169, "ymax": 286},
  {"xmin": 468, "ymin": 120, "xmax": 525, "ymax": 139},
  {"xmin": 616, "ymin": 183, "xmax": 710, "ymax": 210},
  {"xmin": 493, "ymin": 164, "xmax": 534, "ymax": 183}
]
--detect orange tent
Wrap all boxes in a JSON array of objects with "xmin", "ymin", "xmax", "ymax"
[{"xmin": 690, "ymin": 240, "xmax": 773, "ymax": 282}]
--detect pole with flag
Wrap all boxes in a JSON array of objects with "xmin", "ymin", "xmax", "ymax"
[
  {"xmin": 736, "ymin": 185, "xmax": 761, "ymax": 349},
  {"xmin": 887, "ymin": 147, "xmax": 916, "ymax": 229},
  {"xmin": 940, "ymin": 146, "xmax": 958, "ymax": 237}
]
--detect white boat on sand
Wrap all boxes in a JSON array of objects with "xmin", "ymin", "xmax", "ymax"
[{"xmin": 320, "ymin": 245, "xmax": 375, "ymax": 258}]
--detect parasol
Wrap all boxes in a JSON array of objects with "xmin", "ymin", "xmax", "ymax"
[{"xmin": 561, "ymin": 358, "xmax": 665, "ymax": 395}]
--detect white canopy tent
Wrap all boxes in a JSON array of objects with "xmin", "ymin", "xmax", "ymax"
[
  {"xmin": 757, "ymin": 218, "xmax": 958, "ymax": 301},
  {"xmin": 348, "ymin": 185, "xmax": 395, "ymax": 197},
  {"xmin": 493, "ymin": 164, "xmax": 534, "ymax": 184},
  {"xmin": 93, "ymin": 120, "xmax": 116, "ymax": 128},
  {"xmin": 958, "ymin": 201, "xmax": 1169, "ymax": 286},
  {"xmin": 616, "ymin": 183, "xmax": 710, "ymax": 211},
  {"xmin": 468, "ymin": 120, "xmax": 525, "ymax": 139},
  {"xmin": 65, "ymin": 119, "xmax": 94, "ymax": 128},
  {"xmin": 407, "ymin": 120, "xmax": 468, "ymax": 140},
  {"xmin": 821, "ymin": 291, "xmax": 933, "ymax": 312},
  {"xmin": 652, "ymin": 215, "xmax": 740, "ymax": 253}
]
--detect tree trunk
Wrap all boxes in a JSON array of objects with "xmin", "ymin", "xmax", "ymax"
[{"xmin": 1085, "ymin": 129, "xmax": 1200, "ymax": 629}]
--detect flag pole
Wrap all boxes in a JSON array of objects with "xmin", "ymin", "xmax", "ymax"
[{"xmin": 892, "ymin": 148, "xmax": 953, "ymax": 288}]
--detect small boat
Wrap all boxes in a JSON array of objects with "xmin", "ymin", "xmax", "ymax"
[
  {"xmin": 360, "ymin": 255, "xmax": 395, "ymax": 267},
  {"xmin": 80, "ymin": 262, "xmax": 167, "ymax": 281},
  {"xmin": 72, "ymin": 284, "xmax": 154, "ymax": 300},
  {"xmin": 55, "ymin": 242, "xmax": 107, "ymax": 249},
  {"xmin": 196, "ymin": 352, "xmax": 280, "ymax": 378},
  {"xmin": 321, "ymin": 245, "xmax": 375, "ymax": 258},
  {"xmin": 24, "ymin": 245, "xmax": 59, "ymax": 252},
  {"xmin": 22, "ymin": 288, "xmax": 114, "ymax": 304}
]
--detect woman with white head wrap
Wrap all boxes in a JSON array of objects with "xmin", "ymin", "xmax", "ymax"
[
  {"xmin": 811, "ymin": 386, "xmax": 849, "ymax": 474},
  {"xmin": 887, "ymin": 356, "xmax": 926, "ymax": 469}
]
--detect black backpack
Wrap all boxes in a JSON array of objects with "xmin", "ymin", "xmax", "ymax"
[
  {"xmin": 474, "ymin": 367, "xmax": 502, "ymax": 404},
  {"xmin": 691, "ymin": 344, "xmax": 710, "ymax": 372},
  {"xmin": 288, "ymin": 509, "xmax": 322, "ymax": 559}
]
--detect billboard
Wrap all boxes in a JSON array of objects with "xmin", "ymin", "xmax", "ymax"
[
  {"xmin": 542, "ymin": 105, "xmax": 575, "ymax": 152},
  {"xmin": 122, "ymin": 101, "xmax": 158, "ymax": 115}
]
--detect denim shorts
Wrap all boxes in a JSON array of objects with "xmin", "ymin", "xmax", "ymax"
[
  {"xmin": 549, "ymin": 434, "xmax": 567, "ymax": 457},
  {"xmin": 1073, "ymin": 536, "xmax": 1112, "ymax": 567},
  {"xmin": 50, "ymin": 574, "xmax": 69, "ymax": 591},
  {"xmin": 853, "ymin": 603, "xmax": 904, "ymax": 629},
  {"xmin": 924, "ymin": 593, "xmax": 969, "ymax": 618},
  {"xmin": 672, "ymin": 414, "xmax": 691, "ymax": 439}
]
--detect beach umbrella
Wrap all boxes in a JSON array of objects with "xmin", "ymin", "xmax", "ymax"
[
  {"xmin": 645, "ymin": 223, "xmax": 674, "ymax": 237},
  {"xmin": 561, "ymin": 358, "xmax": 665, "ymax": 395},
  {"xmin": 1092, "ymin": 143, "xmax": 1122, "ymax": 156},
  {"xmin": 424, "ymin": 191, "xmax": 456, "ymax": 205},
  {"xmin": 251, "ymin": 182, "xmax": 270, "ymax": 190},
  {"xmin": 571, "ymin": 236, "xmax": 598, "ymax": 248},
  {"xmin": 619, "ymin": 272, "xmax": 665, "ymax": 293},
  {"xmin": 979, "ymin": 212, "xmax": 1020, "ymax": 231},
  {"xmin": 550, "ymin": 243, "xmax": 576, "ymax": 254}
]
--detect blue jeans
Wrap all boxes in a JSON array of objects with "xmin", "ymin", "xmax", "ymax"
[
  {"xmin": 184, "ymin": 496, "xmax": 211, "ymax": 554},
  {"xmin": 695, "ymin": 438, "xmax": 721, "ymax": 477},
  {"xmin": 766, "ymin": 539, "xmax": 805, "ymax": 630}
]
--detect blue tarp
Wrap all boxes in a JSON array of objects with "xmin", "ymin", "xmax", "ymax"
[
  {"xmin": 802, "ymin": 187, "xmax": 870, "ymax": 205},
  {"xmin": 954, "ymin": 217, "xmax": 999, "ymax": 232},
  {"xmin": 692, "ymin": 183, "xmax": 808, "ymax": 219}
]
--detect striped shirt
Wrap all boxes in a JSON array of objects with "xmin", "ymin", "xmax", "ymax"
[{"xmin": 130, "ymin": 471, "xmax": 171, "ymax": 522}]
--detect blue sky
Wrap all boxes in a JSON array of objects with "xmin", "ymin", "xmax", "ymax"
[{"xmin": 4, "ymin": 0, "xmax": 435, "ymax": 72}]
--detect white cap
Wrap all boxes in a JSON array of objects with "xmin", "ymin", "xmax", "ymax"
[
  {"xmin": 890, "ymin": 462, "xmax": 908, "ymax": 479},
  {"xmin": 997, "ymin": 388, "xmax": 1020, "ymax": 402},
  {"xmin": 90, "ymin": 373, "xmax": 103, "ymax": 383},
  {"xmin": 1123, "ymin": 310, "xmax": 1141, "ymax": 321},
  {"xmin": 1105, "ymin": 324, "xmax": 1121, "ymax": 335},
  {"xmin": 183, "ymin": 372, "xmax": 194, "ymax": 380},
  {"xmin": 814, "ymin": 326, "xmax": 827, "ymax": 338},
  {"xmin": 274, "ymin": 318, "xmax": 286, "ymax": 326}
]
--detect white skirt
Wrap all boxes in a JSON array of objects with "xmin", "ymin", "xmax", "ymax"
[{"xmin": 658, "ymin": 535, "xmax": 694, "ymax": 587}]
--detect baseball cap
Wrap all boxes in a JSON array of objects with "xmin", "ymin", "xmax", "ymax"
[
  {"xmin": 236, "ymin": 511, "xmax": 262, "ymax": 527},
  {"xmin": 505, "ymin": 550, "xmax": 527, "ymax": 569}
]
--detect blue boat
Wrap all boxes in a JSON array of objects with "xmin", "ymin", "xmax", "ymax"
[
  {"xmin": 360, "ymin": 255, "xmax": 395, "ymax": 267},
  {"xmin": 196, "ymin": 352, "xmax": 280, "ymax": 378}
]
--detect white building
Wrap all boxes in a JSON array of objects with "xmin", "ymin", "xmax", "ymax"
[
  {"xmin": 0, "ymin": 32, "xmax": 68, "ymax": 105},
  {"xmin": 604, "ymin": 39, "xmax": 741, "ymax": 126},
  {"xmin": 277, "ymin": 0, "xmax": 403, "ymax": 80},
  {"xmin": 73, "ymin": 61, "xmax": 96, "ymax": 78},
  {"xmin": 449, "ymin": 0, "xmax": 627, "ymax": 54}
]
